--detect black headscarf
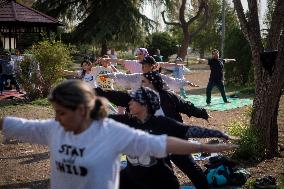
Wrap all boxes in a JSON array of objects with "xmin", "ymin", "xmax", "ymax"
[
  {"xmin": 143, "ymin": 71, "xmax": 165, "ymax": 91},
  {"xmin": 129, "ymin": 87, "xmax": 160, "ymax": 115}
]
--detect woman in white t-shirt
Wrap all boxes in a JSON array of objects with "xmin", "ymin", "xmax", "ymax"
[
  {"xmin": 93, "ymin": 55, "xmax": 117, "ymax": 90},
  {"xmin": 63, "ymin": 60, "xmax": 98, "ymax": 88},
  {"xmin": 0, "ymin": 80, "xmax": 236, "ymax": 189}
]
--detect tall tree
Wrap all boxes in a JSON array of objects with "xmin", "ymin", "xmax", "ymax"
[
  {"xmin": 161, "ymin": 0, "xmax": 210, "ymax": 59},
  {"xmin": 233, "ymin": 0, "xmax": 284, "ymax": 157},
  {"xmin": 33, "ymin": 0, "xmax": 154, "ymax": 55}
]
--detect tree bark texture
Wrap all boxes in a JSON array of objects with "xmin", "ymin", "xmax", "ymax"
[{"xmin": 233, "ymin": 0, "xmax": 284, "ymax": 157}]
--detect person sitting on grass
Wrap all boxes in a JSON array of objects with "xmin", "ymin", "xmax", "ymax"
[{"xmin": 0, "ymin": 79, "xmax": 237, "ymax": 189}]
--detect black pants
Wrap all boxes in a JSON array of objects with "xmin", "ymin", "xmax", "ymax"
[
  {"xmin": 120, "ymin": 168, "xmax": 180, "ymax": 189},
  {"xmin": 206, "ymin": 80, "xmax": 228, "ymax": 104},
  {"xmin": 0, "ymin": 74, "xmax": 20, "ymax": 92},
  {"xmin": 171, "ymin": 155, "xmax": 209, "ymax": 189}
]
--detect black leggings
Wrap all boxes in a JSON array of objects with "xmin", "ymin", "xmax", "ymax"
[
  {"xmin": 120, "ymin": 169, "xmax": 180, "ymax": 189},
  {"xmin": 170, "ymin": 154, "xmax": 209, "ymax": 189}
]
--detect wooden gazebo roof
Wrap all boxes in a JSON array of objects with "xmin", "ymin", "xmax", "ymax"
[
  {"xmin": 0, "ymin": 0, "xmax": 63, "ymax": 51},
  {"xmin": 0, "ymin": 0, "xmax": 62, "ymax": 26}
]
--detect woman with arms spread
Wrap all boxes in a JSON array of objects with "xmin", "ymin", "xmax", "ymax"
[
  {"xmin": 107, "ymin": 87, "xmax": 235, "ymax": 189},
  {"xmin": 0, "ymin": 80, "xmax": 236, "ymax": 189}
]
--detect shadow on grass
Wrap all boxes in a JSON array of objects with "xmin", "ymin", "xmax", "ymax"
[{"xmin": 0, "ymin": 179, "xmax": 50, "ymax": 189}]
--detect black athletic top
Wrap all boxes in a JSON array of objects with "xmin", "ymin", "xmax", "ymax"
[
  {"xmin": 109, "ymin": 114, "xmax": 228, "ymax": 187},
  {"xmin": 208, "ymin": 58, "xmax": 225, "ymax": 81}
]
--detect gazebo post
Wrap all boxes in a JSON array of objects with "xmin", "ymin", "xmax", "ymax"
[{"xmin": 9, "ymin": 26, "xmax": 11, "ymax": 52}]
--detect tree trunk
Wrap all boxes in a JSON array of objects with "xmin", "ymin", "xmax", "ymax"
[
  {"xmin": 101, "ymin": 39, "xmax": 108, "ymax": 56},
  {"xmin": 179, "ymin": 28, "xmax": 190, "ymax": 59},
  {"xmin": 250, "ymin": 48, "xmax": 284, "ymax": 157},
  {"xmin": 199, "ymin": 48, "xmax": 205, "ymax": 58}
]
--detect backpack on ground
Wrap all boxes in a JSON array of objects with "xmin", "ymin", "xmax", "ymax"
[{"xmin": 204, "ymin": 155, "xmax": 251, "ymax": 187}]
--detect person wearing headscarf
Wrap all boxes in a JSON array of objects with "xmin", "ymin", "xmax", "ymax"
[
  {"xmin": 116, "ymin": 48, "xmax": 149, "ymax": 74},
  {"xmin": 0, "ymin": 80, "xmax": 236, "ymax": 189},
  {"xmin": 105, "ymin": 56, "xmax": 197, "ymax": 92},
  {"xmin": 106, "ymin": 87, "xmax": 235, "ymax": 189},
  {"xmin": 95, "ymin": 78, "xmax": 229, "ymax": 189}
]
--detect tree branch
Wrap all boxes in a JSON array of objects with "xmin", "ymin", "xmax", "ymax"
[
  {"xmin": 247, "ymin": 0, "xmax": 263, "ymax": 50},
  {"xmin": 190, "ymin": 1, "xmax": 209, "ymax": 39},
  {"xmin": 161, "ymin": 10, "xmax": 180, "ymax": 26},
  {"xmin": 232, "ymin": 0, "xmax": 250, "ymax": 41},
  {"xmin": 188, "ymin": 0, "xmax": 206, "ymax": 25},
  {"xmin": 267, "ymin": 0, "xmax": 284, "ymax": 50},
  {"xmin": 179, "ymin": 0, "xmax": 187, "ymax": 26}
]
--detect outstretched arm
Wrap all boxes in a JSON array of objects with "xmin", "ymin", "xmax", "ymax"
[
  {"xmin": 224, "ymin": 59, "xmax": 236, "ymax": 63},
  {"xmin": 102, "ymin": 72, "xmax": 141, "ymax": 90},
  {"xmin": 166, "ymin": 136, "xmax": 237, "ymax": 154},
  {"xmin": 198, "ymin": 58, "xmax": 209, "ymax": 64},
  {"xmin": 161, "ymin": 74, "xmax": 198, "ymax": 92},
  {"xmin": 172, "ymin": 92, "xmax": 209, "ymax": 120},
  {"xmin": 94, "ymin": 88, "xmax": 131, "ymax": 107},
  {"xmin": 186, "ymin": 125, "xmax": 229, "ymax": 140}
]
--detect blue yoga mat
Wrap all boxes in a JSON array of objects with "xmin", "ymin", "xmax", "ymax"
[{"xmin": 182, "ymin": 95, "xmax": 252, "ymax": 111}]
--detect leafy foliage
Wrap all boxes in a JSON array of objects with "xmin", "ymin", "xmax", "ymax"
[
  {"xmin": 227, "ymin": 108, "xmax": 265, "ymax": 161},
  {"xmin": 34, "ymin": 0, "xmax": 154, "ymax": 54},
  {"xmin": 224, "ymin": 27, "xmax": 253, "ymax": 86},
  {"xmin": 19, "ymin": 41, "xmax": 72, "ymax": 100},
  {"xmin": 146, "ymin": 32, "xmax": 177, "ymax": 61},
  {"xmin": 190, "ymin": 0, "xmax": 222, "ymax": 56}
]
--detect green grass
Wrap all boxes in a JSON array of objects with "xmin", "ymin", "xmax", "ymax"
[{"xmin": 29, "ymin": 98, "xmax": 50, "ymax": 107}]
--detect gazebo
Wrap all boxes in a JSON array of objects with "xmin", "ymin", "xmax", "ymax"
[{"xmin": 0, "ymin": 0, "xmax": 63, "ymax": 52}]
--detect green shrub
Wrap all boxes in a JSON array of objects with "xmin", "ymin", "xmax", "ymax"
[
  {"xmin": 19, "ymin": 41, "xmax": 72, "ymax": 100},
  {"xmin": 29, "ymin": 98, "xmax": 50, "ymax": 107},
  {"xmin": 227, "ymin": 111, "xmax": 264, "ymax": 161},
  {"xmin": 146, "ymin": 32, "xmax": 177, "ymax": 61}
]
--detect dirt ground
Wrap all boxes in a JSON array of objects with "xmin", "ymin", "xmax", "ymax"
[{"xmin": 0, "ymin": 66, "xmax": 284, "ymax": 188}]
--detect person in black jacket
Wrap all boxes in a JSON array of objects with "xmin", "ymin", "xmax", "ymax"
[
  {"xmin": 199, "ymin": 49, "xmax": 236, "ymax": 105},
  {"xmin": 107, "ymin": 86, "xmax": 235, "ymax": 189},
  {"xmin": 94, "ymin": 71, "xmax": 215, "ymax": 189},
  {"xmin": 142, "ymin": 71, "xmax": 210, "ymax": 188}
]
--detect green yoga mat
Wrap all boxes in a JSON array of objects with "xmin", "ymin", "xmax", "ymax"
[
  {"xmin": 183, "ymin": 95, "xmax": 253, "ymax": 111},
  {"xmin": 180, "ymin": 186, "xmax": 240, "ymax": 189}
]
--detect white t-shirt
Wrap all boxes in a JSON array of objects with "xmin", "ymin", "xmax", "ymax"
[
  {"xmin": 77, "ymin": 70, "xmax": 97, "ymax": 88},
  {"xmin": 92, "ymin": 66, "xmax": 115, "ymax": 90},
  {"xmin": 77, "ymin": 66, "xmax": 115, "ymax": 89},
  {"xmin": 3, "ymin": 117, "xmax": 167, "ymax": 189}
]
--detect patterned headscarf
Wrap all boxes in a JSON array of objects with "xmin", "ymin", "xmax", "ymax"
[
  {"xmin": 136, "ymin": 48, "xmax": 149, "ymax": 57},
  {"xmin": 143, "ymin": 71, "xmax": 164, "ymax": 91},
  {"xmin": 129, "ymin": 87, "xmax": 160, "ymax": 115}
]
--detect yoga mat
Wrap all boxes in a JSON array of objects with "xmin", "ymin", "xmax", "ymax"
[
  {"xmin": 183, "ymin": 95, "xmax": 252, "ymax": 111},
  {"xmin": 180, "ymin": 185, "xmax": 240, "ymax": 189},
  {"xmin": 0, "ymin": 90, "xmax": 25, "ymax": 101}
]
